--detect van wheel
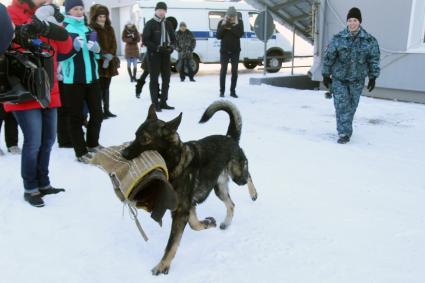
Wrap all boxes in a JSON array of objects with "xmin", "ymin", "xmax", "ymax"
[
  {"xmin": 266, "ymin": 51, "xmax": 283, "ymax": 73},
  {"xmin": 191, "ymin": 55, "xmax": 200, "ymax": 75},
  {"xmin": 243, "ymin": 62, "xmax": 258, "ymax": 69}
]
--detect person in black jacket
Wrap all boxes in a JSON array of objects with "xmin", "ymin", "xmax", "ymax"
[
  {"xmin": 142, "ymin": 2, "xmax": 176, "ymax": 112},
  {"xmin": 216, "ymin": 6, "xmax": 244, "ymax": 98}
]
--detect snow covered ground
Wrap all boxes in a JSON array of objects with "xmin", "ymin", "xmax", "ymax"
[{"xmin": 1, "ymin": 63, "xmax": 425, "ymax": 283}]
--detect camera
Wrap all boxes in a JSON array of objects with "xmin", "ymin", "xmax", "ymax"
[{"xmin": 0, "ymin": 39, "xmax": 53, "ymax": 108}]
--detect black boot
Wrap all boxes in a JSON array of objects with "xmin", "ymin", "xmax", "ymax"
[
  {"xmin": 337, "ymin": 135, "xmax": 350, "ymax": 144},
  {"xmin": 103, "ymin": 89, "xmax": 117, "ymax": 118},
  {"xmin": 132, "ymin": 67, "xmax": 137, "ymax": 82},
  {"xmin": 127, "ymin": 67, "xmax": 133, "ymax": 82},
  {"xmin": 135, "ymin": 79, "xmax": 145, "ymax": 98},
  {"xmin": 155, "ymin": 103, "xmax": 162, "ymax": 112},
  {"xmin": 220, "ymin": 92, "xmax": 224, "ymax": 97},
  {"xmin": 24, "ymin": 192, "xmax": 44, "ymax": 207},
  {"xmin": 230, "ymin": 92, "xmax": 238, "ymax": 98},
  {"xmin": 39, "ymin": 185, "xmax": 66, "ymax": 197},
  {"xmin": 160, "ymin": 101, "xmax": 175, "ymax": 110}
]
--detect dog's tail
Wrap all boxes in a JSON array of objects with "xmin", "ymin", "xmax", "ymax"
[{"xmin": 199, "ymin": 101, "xmax": 242, "ymax": 142}]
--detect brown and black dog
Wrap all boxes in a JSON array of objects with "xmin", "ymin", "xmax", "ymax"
[{"xmin": 121, "ymin": 101, "xmax": 257, "ymax": 275}]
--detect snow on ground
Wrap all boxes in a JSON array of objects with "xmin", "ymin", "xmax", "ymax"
[{"xmin": 1, "ymin": 63, "xmax": 425, "ymax": 283}]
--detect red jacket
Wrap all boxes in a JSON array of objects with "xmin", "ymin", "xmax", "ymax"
[{"xmin": 4, "ymin": 0, "xmax": 72, "ymax": 112}]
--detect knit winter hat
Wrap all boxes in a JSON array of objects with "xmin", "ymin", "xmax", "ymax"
[
  {"xmin": 64, "ymin": 0, "xmax": 84, "ymax": 13},
  {"xmin": 179, "ymin": 21, "xmax": 187, "ymax": 27},
  {"xmin": 347, "ymin": 7, "xmax": 362, "ymax": 23},
  {"xmin": 226, "ymin": 6, "xmax": 237, "ymax": 17},
  {"xmin": 155, "ymin": 2, "xmax": 167, "ymax": 11}
]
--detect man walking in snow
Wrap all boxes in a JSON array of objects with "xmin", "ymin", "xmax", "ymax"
[
  {"xmin": 322, "ymin": 7, "xmax": 380, "ymax": 144},
  {"xmin": 142, "ymin": 2, "xmax": 176, "ymax": 112}
]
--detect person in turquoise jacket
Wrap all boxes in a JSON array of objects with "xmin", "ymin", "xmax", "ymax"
[
  {"xmin": 322, "ymin": 7, "xmax": 380, "ymax": 144},
  {"xmin": 58, "ymin": 0, "xmax": 103, "ymax": 162}
]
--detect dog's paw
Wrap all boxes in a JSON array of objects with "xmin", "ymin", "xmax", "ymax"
[
  {"xmin": 151, "ymin": 262, "xmax": 170, "ymax": 276},
  {"xmin": 201, "ymin": 217, "xmax": 216, "ymax": 229},
  {"xmin": 220, "ymin": 222, "xmax": 229, "ymax": 230},
  {"xmin": 251, "ymin": 192, "xmax": 258, "ymax": 201}
]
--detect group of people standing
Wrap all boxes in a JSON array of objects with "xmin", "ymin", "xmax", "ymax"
[{"xmin": 0, "ymin": 0, "xmax": 380, "ymax": 208}]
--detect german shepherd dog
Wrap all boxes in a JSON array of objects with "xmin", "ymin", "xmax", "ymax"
[{"xmin": 121, "ymin": 101, "xmax": 258, "ymax": 275}]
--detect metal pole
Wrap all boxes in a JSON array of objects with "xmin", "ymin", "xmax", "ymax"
[
  {"xmin": 263, "ymin": 5, "xmax": 268, "ymax": 76},
  {"xmin": 291, "ymin": 27, "xmax": 296, "ymax": 75}
]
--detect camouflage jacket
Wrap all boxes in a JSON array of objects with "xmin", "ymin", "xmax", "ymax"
[
  {"xmin": 176, "ymin": 29, "xmax": 196, "ymax": 59},
  {"xmin": 322, "ymin": 27, "xmax": 380, "ymax": 82}
]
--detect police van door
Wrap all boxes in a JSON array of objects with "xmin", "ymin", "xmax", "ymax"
[
  {"xmin": 245, "ymin": 12, "xmax": 265, "ymax": 62},
  {"xmin": 207, "ymin": 11, "xmax": 225, "ymax": 62}
]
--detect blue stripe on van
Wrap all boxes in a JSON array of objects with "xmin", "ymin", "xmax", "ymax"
[{"xmin": 191, "ymin": 31, "xmax": 276, "ymax": 40}]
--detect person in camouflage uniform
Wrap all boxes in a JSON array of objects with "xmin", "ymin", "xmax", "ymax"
[
  {"xmin": 322, "ymin": 7, "xmax": 380, "ymax": 144},
  {"xmin": 176, "ymin": 22, "xmax": 196, "ymax": 82}
]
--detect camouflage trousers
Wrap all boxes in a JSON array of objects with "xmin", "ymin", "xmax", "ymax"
[{"xmin": 332, "ymin": 79, "xmax": 365, "ymax": 137}]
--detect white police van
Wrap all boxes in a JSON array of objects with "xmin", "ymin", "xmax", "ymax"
[{"xmin": 135, "ymin": 0, "xmax": 293, "ymax": 73}]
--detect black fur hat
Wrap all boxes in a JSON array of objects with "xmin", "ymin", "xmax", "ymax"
[
  {"xmin": 155, "ymin": 2, "xmax": 167, "ymax": 11},
  {"xmin": 347, "ymin": 7, "xmax": 362, "ymax": 23}
]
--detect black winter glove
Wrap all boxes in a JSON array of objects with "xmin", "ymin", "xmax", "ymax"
[
  {"xmin": 323, "ymin": 75, "xmax": 332, "ymax": 89},
  {"xmin": 18, "ymin": 17, "xmax": 49, "ymax": 40},
  {"xmin": 367, "ymin": 78, "xmax": 376, "ymax": 92}
]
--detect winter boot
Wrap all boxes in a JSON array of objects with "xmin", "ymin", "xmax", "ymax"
[
  {"xmin": 132, "ymin": 67, "xmax": 137, "ymax": 82},
  {"xmin": 160, "ymin": 101, "xmax": 175, "ymax": 110},
  {"xmin": 102, "ymin": 89, "xmax": 117, "ymax": 118},
  {"xmin": 8, "ymin": 146, "xmax": 22, "ymax": 155},
  {"xmin": 337, "ymin": 135, "xmax": 350, "ymax": 144},
  {"xmin": 39, "ymin": 185, "xmax": 66, "ymax": 197},
  {"xmin": 24, "ymin": 192, "xmax": 44, "ymax": 207},
  {"xmin": 77, "ymin": 152, "xmax": 94, "ymax": 164},
  {"xmin": 155, "ymin": 103, "xmax": 162, "ymax": 112},
  {"xmin": 135, "ymin": 79, "xmax": 145, "ymax": 98},
  {"xmin": 127, "ymin": 67, "xmax": 133, "ymax": 82}
]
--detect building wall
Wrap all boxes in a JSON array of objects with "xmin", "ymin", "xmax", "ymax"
[
  {"xmin": 322, "ymin": 0, "xmax": 413, "ymax": 54},
  {"xmin": 318, "ymin": 0, "xmax": 425, "ymax": 102}
]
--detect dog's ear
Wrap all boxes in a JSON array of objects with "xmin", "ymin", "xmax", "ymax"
[
  {"xmin": 165, "ymin": 112, "xmax": 183, "ymax": 132},
  {"xmin": 147, "ymin": 104, "xmax": 158, "ymax": 120}
]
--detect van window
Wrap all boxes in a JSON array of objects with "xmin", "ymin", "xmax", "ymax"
[
  {"xmin": 249, "ymin": 11, "xmax": 278, "ymax": 33},
  {"xmin": 209, "ymin": 11, "xmax": 243, "ymax": 31},
  {"xmin": 209, "ymin": 11, "xmax": 226, "ymax": 31},
  {"xmin": 248, "ymin": 12, "xmax": 258, "ymax": 32}
]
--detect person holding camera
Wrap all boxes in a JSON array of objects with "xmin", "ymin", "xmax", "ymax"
[
  {"xmin": 142, "ymin": 2, "xmax": 176, "ymax": 112},
  {"xmin": 6, "ymin": 0, "xmax": 72, "ymax": 207},
  {"xmin": 176, "ymin": 22, "xmax": 196, "ymax": 82},
  {"xmin": 90, "ymin": 4, "xmax": 119, "ymax": 119},
  {"xmin": 216, "ymin": 6, "xmax": 244, "ymax": 98},
  {"xmin": 58, "ymin": 0, "xmax": 104, "ymax": 163},
  {"xmin": 122, "ymin": 23, "xmax": 141, "ymax": 83}
]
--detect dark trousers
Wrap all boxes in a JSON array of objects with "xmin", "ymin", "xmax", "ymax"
[
  {"xmin": 13, "ymin": 108, "xmax": 57, "ymax": 193},
  {"xmin": 179, "ymin": 58, "xmax": 194, "ymax": 80},
  {"xmin": 220, "ymin": 51, "xmax": 240, "ymax": 94},
  {"xmin": 57, "ymin": 82, "xmax": 72, "ymax": 146},
  {"xmin": 148, "ymin": 52, "xmax": 171, "ymax": 106},
  {"xmin": 138, "ymin": 69, "xmax": 149, "ymax": 83},
  {"xmin": 62, "ymin": 82, "xmax": 103, "ymax": 157},
  {"xmin": 0, "ymin": 106, "xmax": 18, "ymax": 147},
  {"xmin": 99, "ymin": 77, "xmax": 112, "ymax": 113}
]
